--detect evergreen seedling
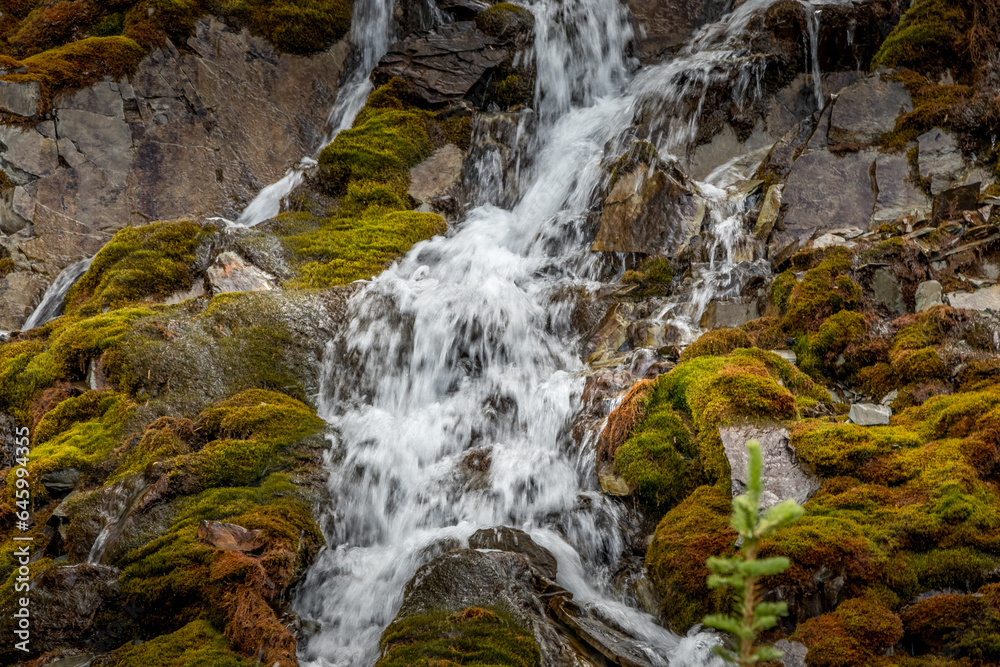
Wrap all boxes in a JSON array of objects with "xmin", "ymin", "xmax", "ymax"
[{"xmin": 703, "ymin": 440, "xmax": 804, "ymax": 665}]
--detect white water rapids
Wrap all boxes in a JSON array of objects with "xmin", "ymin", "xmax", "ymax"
[{"xmin": 291, "ymin": 0, "xmax": 835, "ymax": 665}]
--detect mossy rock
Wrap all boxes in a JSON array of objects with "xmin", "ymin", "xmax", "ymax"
[
  {"xmin": 475, "ymin": 2, "xmax": 534, "ymax": 40},
  {"xmin": 105, "ymin": 618, "xmax": 260, "ymax": 666},
  {"xmin": 871, "ymin": 0, "xmax": 969, "ymax": 76},
  {"xmin": 217, "ymin": 0, "xmax": 351, "ymax": 55},
  {"xmin": 377, "ymin": 606, "xmax": 541, "ymax": 667},
  {"xmin": 67, "ymin": 220, "xmax": 211, "ymax": 315},
  {"xmin": 644, "ymin": 484, "xmax": 735, "ymax": 632},
  {"xmin": 680, "ymin": 328, "xmax": 751, "ymax": 362},
  {"xmin": 792, "ymin": 593, "xmax": 903, "ymax": 667}
]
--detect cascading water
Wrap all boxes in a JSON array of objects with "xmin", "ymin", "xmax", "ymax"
[
  {"xmin": 22, "ymin": 256, "xmax": 93, "ymax": 330},
  {"xmin": 236, "ymin": 0, "xmax": 399, "ymax": 226},
  {"xmin": 801, "ymin": 2, "xmax": 825, "ymax": 110},
  {"xmin": 293, "ymin": 1, "xmax": 836, "ymax": 665}
]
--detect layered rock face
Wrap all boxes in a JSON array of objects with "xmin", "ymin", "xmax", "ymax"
[{"xmin": 0, "ymin": 17, "xmax": 348, "ymax": 330}]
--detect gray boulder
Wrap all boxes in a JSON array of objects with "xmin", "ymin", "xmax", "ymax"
[
  {"xmin": 915, "ymin": 280, "xmax": 943, "ymax": 312},
  {"xmin": 918, "ymin": 129, "xmax": 966, "ymax": 195},
  {"xmin": 592, "ymin": 163, "xmax": 705, "ymax": 256},
  {"xmin": 873, "ymin": 151, "xmax": 931, "ymax": 223},
  {"xmin": 408, "ymin": 143, "xmax": 464, "ymax": 213},
  {"xmin": 206, "ymin": 251, "xmax": 275, "ymax": 295},
  {"xmin": 627, "ymin": 0, "xmax": 730, "ymax": 62},
  {"xmin": 720, "ymin": 423, "xmax": 819, "ymax": 508},
  {"xmin": 848, "ymin": 403, "xmax": 892, "ymax": 425},
  {"xmin": 947, "ymin": 285, "xmax": 1000, "ymax": 312},
  {"xmin": 0, "ymin": 80, "xmax": 41, "ymax": 118}
]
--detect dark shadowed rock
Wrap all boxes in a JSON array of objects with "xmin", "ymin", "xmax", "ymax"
[
  {"xmin": 828, "ymin": 74, "xmax": 911, "ymax": 145},
  {"xmin": 771, "ymin": 149, "xmax": 876, "ymax": 264},
  {"xmin": 372, "ymin": 22, "xmax": 509, "ymax": 107},
  {"xmin": 932, "ymin": 183, "xmax": 980, "ymax": 223}
]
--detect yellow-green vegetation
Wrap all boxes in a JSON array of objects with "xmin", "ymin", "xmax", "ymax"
[
  {"xmin": 645, "ymin": 484, "xmax": 735, "ymax": 632},
  {"xmin": 620, "ymin": 257, "xmax": 675, "ymax": 297},
  {"xmin": 274, "ymin": 80, "xmax": 468, "ymax": 287},
  {"xmin": 475, "ymin": 2, "xmax": 534, "ymax": 39},
  {"xmin": 609, "ymin": 349, "xmax": 829, "ymax": 509},
  {"xmin": 106, "ymin": 619, "xmax": 259, "ymax": 667},
  {"xmin": 377, "ymin": 606, "xmax": 541, "ymax": 667},
  {"xmin": 871, "ymin": 0, "xmax": 969, "ymax": 74},
  {"xmin": 0, "ymin": 0, "xmax": 351, "ymax": 111},
  {"xmin": 680, "ymin": 328, "xmax": 752, "ymax": 362},
  {"xmin": 791, "ymin": 420, "xmax": 921, "ymax": 477},
  {"xmin": 780, "ymin": 247, "xmax": 863, "ymax": 333},
  {"xmin": 67, "ymin": 221, "xmax": 209, "ymax": 315},
  {"xmin": 168, "ymin": 389, "xmax": 324, "ymax": 490}
]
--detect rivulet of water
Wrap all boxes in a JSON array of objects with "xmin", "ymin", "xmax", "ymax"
[
  {"xmin": 22, "ymin": 256, "xmax": 93, "ymax": 330},
  {"xmin": 292, "ymin": 1, "xmax": 835, "ymax": 666}
]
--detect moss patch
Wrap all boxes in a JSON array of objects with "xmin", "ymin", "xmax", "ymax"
[
  {"xmin": 67, "ymin": 221, "xmax": 209, "ymax": 315},
  {"xmin": 106, "ymin": 618, "xmax": 259, "ymax": 667},
  {"xmin": 377, "ymin": 606, "xmax": 541, "ymax": 667}
]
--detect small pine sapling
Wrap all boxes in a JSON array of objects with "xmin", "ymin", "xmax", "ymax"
[{"xmin": 702, "ymin": 440, "xmax": 804, "ymax": 665}]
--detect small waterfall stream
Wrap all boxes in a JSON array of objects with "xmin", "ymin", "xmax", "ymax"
[
  {"xmin": 290, "ymin": 1, "xmax": 841, "ymax": 665},
  {"xmin": 22, "ymin": 256, "xmax": 93, "ymax": 330}
]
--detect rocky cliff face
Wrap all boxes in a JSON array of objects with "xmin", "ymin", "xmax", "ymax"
[
  {"xmin": 2, "ymin": 0, "xmax": 1000, "ymax": 666},
  {"xmin": 0, "ymin": 16, "xmax": 348, "ymax": 330}
]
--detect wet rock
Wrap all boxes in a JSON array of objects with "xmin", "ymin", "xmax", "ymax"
[
  {"xmin": 772, "ymin": 349, "xmax": 797, "ymax": 364},
  {"xmin": 771, "ymin": 150, "xmax": 876, "ymax": 264},
  {"xmin": 592, "ymin": 164, "xmax": 705, "ymax": 256},
  {"xmin": 468, "ymin": 526, "xmax": 558, "ymax": 579},
  {"xmin": 915, "ymin": 280, "xmax": 943, "ymax": 312},
  {"xmin": 873, "ymin": 151, "xmax": 932, "ymax": 223},
  {"xmin": 0, "ymin": 16, "xmax": 349, "ymax": 320},
  {"xmin": 773, "ymin": 639, "xmax": 808, "ymax": 667},
  {"xmin": 720, "ymin": 423, "xmax": 819, "ymax": 508},
  {"xmin": 584, "ymin": 301, "xmax": 636, "ymax": 366},
  {"xmin": 206, "ymin": 251, "xmax": 275, "ymax": 294},
  {"xmin": 754, "ymin": 184, "xmax": 782, "ymax": 240},
  {"xmin": 932, "ymin": 183, "xmax": 980, "ymax": 223},
  {"xmin": 848, "ymin": 403, "xmax": 891, "ymax": 425},
  {"xmin": 0, "ymin": 80, "xmax": 41, "ymax": 118},
  {"xmin": 41, "ymin": 468, "xmax": 81, "ymax": 496},
  {"xmin": 872, "ymin": 268, "xmax": 905, "ymax": 315},
  {"xmin": 408, "ymin": 143, "xmax": 464, "ymax": 212},
  {"xmin": 8, "ymin": 564, "xmax": 123, "ymax": 657},
  {"xmin": 372, "ymin": 22, "xmax": 508, "ymax": 107},
  {"xmin": 627, "ymin": 0, "xmax": 730, "ymax": 62},
  {"xmin": 828, "ymin": 75, "xmax": 912, "ymax": 145},
  {"xmin": 598, "ymin": 462, "xmax": 631, "ymax": 496},
  {"xmin": 197, "ymin": 520, "xmax": 265, "ymax": 553},
  {"xmin": 700, "ymin": 300, "xmax": 759, "ymax": 329},
  {"xmin": 549, "ymin": 595, "xmax": 660, "ymax": 667},
  {"xmin": 947, "ymin": 284, "xmax": 1000, "ymax": 312},
  {"xmin": 918, "ymin": 128, "xmax": 965, "ymax": 195}
]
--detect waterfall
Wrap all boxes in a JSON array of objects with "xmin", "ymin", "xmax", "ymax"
[
  {"xmin": 22, "ymin": 256, "xmax": 93, "ymax": 330},
  {"xmin": 236, "ymin": 0, "xmax": 399, "ymax": 226},
  {"xmin": 802, "ymin": 2, "xmax": 825, "ymax": 110},
  {"xmin": 292, "ymin": 1, "xmax": 837, "ymax": 665}
]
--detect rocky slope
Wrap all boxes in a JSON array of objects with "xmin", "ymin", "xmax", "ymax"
[{"xmin": 0, "ymin": 0, "xmax": 999, "ymax": 666}]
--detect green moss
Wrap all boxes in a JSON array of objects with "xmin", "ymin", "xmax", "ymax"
[
  {"xmin": 793, "ymin": 594, "xmax": 903, "ymax": 667},
  {"xmin": 679, "ymin": 328, "xmax": 752, "ymax": 362},
  {"xmin": 791, "ymin": 420, "xmax": 921, "ymax": 477},
  {"xmin": 614, "ymin": 404, "xmax": 695, "ymax": 508},
  {"xmin": 769, "ymin": 269, "xmax": 797, "ymax": 313},
  {"xmin": 3, "ymin": 36, "xmax": 145, "ymax": 108},
  {"xmin": 901, "ymin": 585, "xmax": 1000, "ymax": 661},
  {"xmin": 48, "ymin": 306, "xmax": 153, "ymax": 379},
  {"xmin": 645, "ymin": 484, "xmax": 735, "ymax": 632},
  {"xmin": 68, "ymin": 221, "xmax": 208, "ymax": 315},
  {"xmin": 283, "ymin": 207, "xmax": 447, "ymax": 288},
  {"xmin": 782, "ymin": 248, "xmax": 862, "ymax": 333},
  {"xmin": 474, "ymin": 2, "xmax": 534, "ymax": 39},
  {"xmin": 377, "ymin": 606, "xmax": 541, "ymax": 667},
  {"xmin": 33, "ymin": 389, "xmax": 123, "ymax": 444},
  {"xmin": 871, "ymin": 0, "xmax": 968, "ymax": 74},
  {"xmin": 495, "ymin": 74, "xmax": 533, "ymax": 109},
  {"xmin": 107, "ymin": 619, "xmax": 259, "ymax": 667},
  {"xmin": 0, "ymin": 339, "xmax": 59, "ymax": 423},
  {"xmin": 216, "ymin": 0, "xmax": 351, "ymax": 55},
  {"xmin": 318, "ymin": 106, "xmax": 433, "ymax": 198},
  {"xmin": 0, "ymin": 256, "xmax": 14, "ymax": 278}
]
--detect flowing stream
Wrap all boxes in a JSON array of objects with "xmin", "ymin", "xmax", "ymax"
[
  {"xmin": 292, "ymin": 0, "xmax": 833, "ymax": 665},
  {"xmin": 22, "ymin": 256, "xmax": 93, "ymax": 330}
]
